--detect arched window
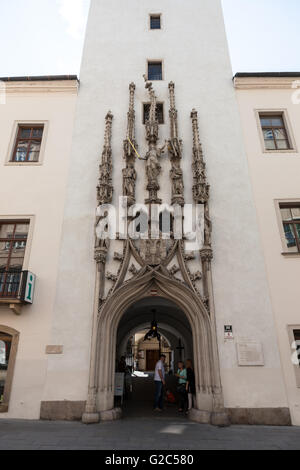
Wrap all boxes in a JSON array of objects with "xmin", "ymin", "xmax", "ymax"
[{"xmin": 0, "ymin": 327, "xmax": 19, "ymax": 413}]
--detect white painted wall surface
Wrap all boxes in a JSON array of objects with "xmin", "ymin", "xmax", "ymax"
[
  {"xmin": 0, "ymin": 80, "xmax": 77, "ymax": 419},
  {"xmin": 45, "ymin": 0, "xmax": 288, "ymax": 411},
  {"xmin": 235, "ymin": 76, "xmax": 300, "ymax": 425}
]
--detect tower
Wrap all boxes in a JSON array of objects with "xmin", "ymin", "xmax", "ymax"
[{"xmin": 44, "ymin": 0, "xmax": 289, "ymax": 425}]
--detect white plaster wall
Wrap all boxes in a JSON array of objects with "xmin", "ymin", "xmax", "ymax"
[
  {"xmin": 236, "ymin": 81, "xmax": 300, "ymax": 425},
  {"xmin": 0, "ymin": 82, "xmax": 77, "ymax": 419},
  {"xmin": 46, "ymin": 0, "xmax": 288, "ymax": 410}
]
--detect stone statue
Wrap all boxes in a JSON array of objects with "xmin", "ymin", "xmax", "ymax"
[
  {"xmin": 204, "ymin": 204, "xmax": 212, "ymax": 247},
  {"xmin": 170, "ymin": 165, "xmax": 184, "ymax": 195},
  {"xmin": 123, "ymin": 163, "xmax": 137, "ymax": 199},
  {"xmin": 144, "ymin": 142, "xmax": 167, "ymax": 185}
]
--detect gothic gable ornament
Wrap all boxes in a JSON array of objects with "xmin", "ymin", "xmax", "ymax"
[{"xmin": 94, "ymin": 79, "xmax": 213, "ymax": 312}]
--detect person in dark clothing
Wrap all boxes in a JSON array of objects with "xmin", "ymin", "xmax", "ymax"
[
  {"xmin": 176, "ymin": 361, "xmax": 188, "ymax": 413},
  {"xmin": 118, "ymin": 356, "xmax": 127, "ymax": 373},
  {"xmin": 186, "ymin": 359, "xmax": 196, "ymax": 411}
]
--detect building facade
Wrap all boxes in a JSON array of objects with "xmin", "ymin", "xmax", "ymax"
[
  {"xmin": 40, "ymin": 0, "xmax": 288, "ymax": 425},
  {"xmin": 235, "ymin": 73, "xmax": 300, "ymax": 426},
  {"xmin": 0, "ymin": 1, "xmax": 298, "ymax": 426},
  {"xmin": 0, "ymin": 76, "xmax": 78, "ymax": 419}
]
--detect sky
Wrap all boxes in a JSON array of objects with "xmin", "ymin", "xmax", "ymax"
[{"xmin": 0, "ymin": 0, "xmax": 299, "ymax": 78}]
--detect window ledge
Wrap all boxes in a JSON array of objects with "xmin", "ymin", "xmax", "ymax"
[
  {"xmin": 5, "ymin": 162, "xmax": 42, "ymax": 167},
  {"xmin": 263, "ymin": 150, "xmax": 298, "ymax": 155},
  {"xmin": 281, "ymin": 252, "xmax": 300, "ymax": 257}
]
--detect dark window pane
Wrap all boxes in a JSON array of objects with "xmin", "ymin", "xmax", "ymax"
[
  {"xmin": 270, "ymin": 117, "xmax": 284, "ymax": 126},
  {"xmin": 148, "ymin": 62, "xmax": 162, "ymax": 81},
  {"xmin": 283, "ymin": 223, "xmax": 297, "ymax": 249},
  {"xmin": 32, "ymin": 128, "xmax": 43, "ymax": 138},
  {"xmin": 150, "ymin": 16, "xmax": 161, "ymax": 29},
  {"xmin": 20, "ymin": 128, "xmax": 31, "ymax": 139},
  {"xmin": 260, "ymin": 118, "xmax": 272, "ymax": 127}
]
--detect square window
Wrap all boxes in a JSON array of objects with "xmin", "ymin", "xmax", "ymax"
[
  {"xmin": 259, "ymin": 113, "xmax": 291, "ymax": 151},
  {"xmin": 280, "ymin": 203, "xmax": 300, "ymax": 253},
  {"xmin": 148, "ymin": 62, "xmax": 163, "ymax": 81},
  {"xmin": 150, "ymin": 15, "xmax": 161, "ymax": 30},
  {"xmin": 143, "ymin": 103, "xmax": 164, "ymax": 124},
  {"xmin": 11, "ymin": 125, "xmax": 44, "ymax": 162}
]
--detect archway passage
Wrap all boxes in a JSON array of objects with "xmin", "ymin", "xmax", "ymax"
[
  {"xmin": 83, "ymin": 267, "xmax": 229, "ymax": 426},
  {"xmin": 116, "ymin": 297, "xmax": 194, "ymax": 418}
]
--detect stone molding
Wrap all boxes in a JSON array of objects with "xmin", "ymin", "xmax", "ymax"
[
  {"xmin": 234, "ymin": 76, "xmax": 300, "ymax": 90},
  {"xmin": 1, "ymin": 80, "xmax": 79, "ymax": 95}
]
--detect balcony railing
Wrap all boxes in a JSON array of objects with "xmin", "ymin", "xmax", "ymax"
[{"xmin": 0, "ymin": 270, "xmax": 25, "ymax": 301}]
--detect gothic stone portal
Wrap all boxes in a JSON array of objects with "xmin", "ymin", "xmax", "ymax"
[
  {"xmin": 82, "ymin": 267, "xmax": 229, "ymax": 426},
  {"xmin": 83, "ymin": 81, "xmax": 229, "ymax": 426}
]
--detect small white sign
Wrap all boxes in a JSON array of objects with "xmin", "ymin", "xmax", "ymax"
[
  {"xmin": 114, "ymin": 373, "xmax": 125, "ymax": 397},
  {"xmin": 224, "ymin": 325, "xmax": 234, "ymax": 340},
  {"xmin": 24, "ymin": 272, "xmax": 36, "ymax": 304},
  {"xmin": 237, "ymin": 341, "xmax": 264, "ymax": 367}
]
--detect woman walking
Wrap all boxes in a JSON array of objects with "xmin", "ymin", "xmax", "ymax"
[{"xmin": 176, "ymin": 361, "xmax": 188, "ymax": 413}]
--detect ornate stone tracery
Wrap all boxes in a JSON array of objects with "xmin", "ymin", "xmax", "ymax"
[
  {"xmin": 168, "ymin": 82, "xmax": 184, "ymax": 206},
  {"xmin": 143, "ymin": 77, "xmax": 167, "ymax": 205},
  {"xmin": 191, "ymin": 109, "xmax": 210, "ymax": 205},
  {"xmin": 83, "ymin": 81, "xmax": 229, "ymax": 428},
  {"xmin": 123, "ymin": 83, "xmax": 137, "ymax": 207}
]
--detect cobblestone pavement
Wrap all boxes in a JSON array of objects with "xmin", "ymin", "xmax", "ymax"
[{"xmin": 0, "ymin": 417, "xmax": 300, "ymax": 450}]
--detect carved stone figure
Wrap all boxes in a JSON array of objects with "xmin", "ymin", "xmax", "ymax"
[
  {"xmin": 123, "ymin": 164, "xmax": 137, "ymax": 199},
  {"xmin": 106, "ymin": 272, "xmax": 117, "ymax": 283},
  {"xmin": 129, "ymin": 264, "xmax": 139, "ymax": 276},
  {"xmin": 140, "ymin": 238, "xmax": 167, "ymax": 266},
  {"xmin": 204, "ymin": 204, "xmax": 212, "ymax": 247},
  {"xmin": 145, "ymin": 143, "xmax": 166, "ymax": 185},
  {"xmin": 114, "ymin": 252, "xmax": 124, "ymax": 262},
  {"xmin": 169, "ymin": 265, "xmax": 180, "ymax": 276},
  {"xmin": 170, "ymin": 165, "xmax": 184, "ymax": 195},
  {"xmin": 168, "ymin": 82, "xmax": 184, "ymax": 206},
  {"xmin": 94, "ymin": 112, "xmax": 114, "ymax": 265},
  {"xmin": 123, "ymin": 83, "xmax": 137, "ymax": 207},
  {"xmin": 190, "ymin": 271, "xmax": 202, "ymax": 283},
  {"xmin": 142, "ymin": 77, "xmax": 167, "ymax": 204}
]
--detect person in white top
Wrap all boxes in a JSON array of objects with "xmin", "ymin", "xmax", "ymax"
[{"xmin": 154, "ymin": 355, "xmax": 166, "ymax": 411}]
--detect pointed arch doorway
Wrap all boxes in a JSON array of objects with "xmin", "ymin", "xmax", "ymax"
[
  {"xmin": 82, "ymin": 267, "xmax": 229, "ymax": 426},
  {"xmin": 117, "ymin": 297, "xmax": 193, "ymax": 418}
]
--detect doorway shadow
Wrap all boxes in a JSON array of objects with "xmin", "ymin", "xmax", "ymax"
[{"xmin": 121, "ymin": 374, "xmax": 187, "ymax": 420}]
